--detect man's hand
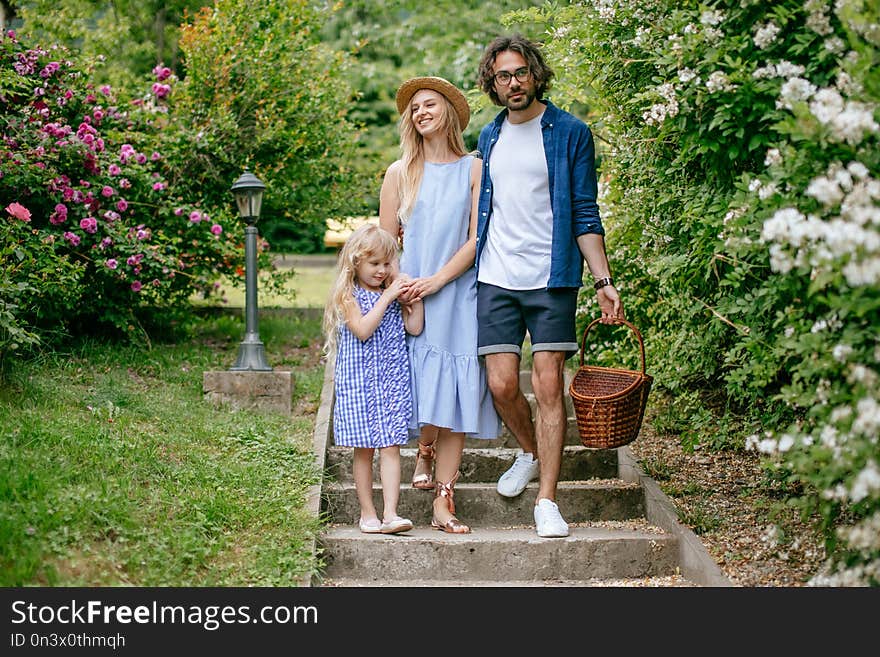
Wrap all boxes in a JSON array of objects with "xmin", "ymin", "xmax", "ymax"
[{"xmin": 598, "ymin": 285, "xmax": 623, "ymax": 323}]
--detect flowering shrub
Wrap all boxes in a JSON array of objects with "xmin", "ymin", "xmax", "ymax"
[
  {"xmin": 167, "ymin": 0, "xmax": 361, "ymax": 253},
  {"xmin": 0, "ymin": 31, "xmax": 240, "ymax": 350},
  {"xmin": 515, "ymin": 0, "xmax": 879, "ymax": 584}
]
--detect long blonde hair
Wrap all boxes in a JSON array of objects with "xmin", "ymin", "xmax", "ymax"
[
  {"xmin": 396, "ymin": 93, "xmax": 468, "ymax": 224},
  {"xmin": 322, "ymin": 223, "xmax": 400, "ymax": 356}
]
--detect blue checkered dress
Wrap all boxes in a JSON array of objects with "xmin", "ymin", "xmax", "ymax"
[{"xmin": 332, "ymin": 285, "xmax": 412, "ymax": 448}]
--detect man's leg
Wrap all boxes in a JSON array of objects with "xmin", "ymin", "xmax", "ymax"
[
  {"xmin": 484, "ymin": 352, "xmax": 537, "ymax": 456},
  {"xmin": 485, "ymin": 352, "xmax": 541, "ymax": 497},
  {"xmin": 530, "ymin": 350, "xmax": 567, "ymax": 502}
]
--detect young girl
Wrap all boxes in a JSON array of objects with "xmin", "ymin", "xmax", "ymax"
[{"xmin": 323, "ymin": 222, "xmax": 424, "ymax": 534}]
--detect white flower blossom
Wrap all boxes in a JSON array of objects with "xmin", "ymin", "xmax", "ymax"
[
  {"xmin": 700, "ymin": 10, "xmax": 724, "ymax": 26},
  {"xmin": 777, "ymin": 77, "xmax": 816, "ymax": 109},
  {"xmin": 828, "ymin": 102, "xmax": 879, "ymax": 146},
  {"xmin": 809, "ymin": 87, "xmax": 845, "ymax": 124},
  {"xmin": 847, "ymin": 161, "xmax": 869, "ymax": 180},
  {"xmin": 764, "ymin": 148, "xmax": 783, "ymax": 167},
  {"xmin": 759, "ymin": 182, "xmax": 778, "ymax": 199},
  {"xmin": 754, "ymin": 22, "xmax": 781, "ymax": 49},
  {"xmin": 806, "ymin": 175, "xmax": 845, "ymax": 206},
  {"xmin": 824, "ymin": 37, "xmax": 845, "ymax": 53},
  {"xmin": 706, "ymin": 70, "xmax": 735, "ymax": 93},
  {"xmin": 778, "ymin": 433, "xmax": 796, "ymax": 452},
  {"xmin": 678, "ymin": 68, "xmax": 699, "ymax": 84},
  {"xmin": 850, "ymin": 460, "xmax": 880, "ymax": 503},
  {"xmin": 776, "ymin": 60, "xmax": 806, "ymax": 78},
  {"xmin": 832, "ymin": 344, "xmax": 853, "ymax": 362}
]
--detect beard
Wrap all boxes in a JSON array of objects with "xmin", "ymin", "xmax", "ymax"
[{"xmin": 501, "ymin": 86, "xmax": 535, "ymax": 111}]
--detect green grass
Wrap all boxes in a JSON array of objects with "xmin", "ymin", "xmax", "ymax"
[
  {"xmin": 0, "ymin": 310, "xmax": 327, "ymax": 586},
  {"xmin": 192, "ymin": 255, "xmax": 338, "ymax": 310}
]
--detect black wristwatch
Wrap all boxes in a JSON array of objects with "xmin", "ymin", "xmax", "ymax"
[{"xmin": 593, "ymin": 277, "xmax": 614, "ymax": 290}]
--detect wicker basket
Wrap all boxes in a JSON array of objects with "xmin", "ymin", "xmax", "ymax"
[{"xmin": 569, "ymin": 317, "xmax": 653, "ymax": 450}]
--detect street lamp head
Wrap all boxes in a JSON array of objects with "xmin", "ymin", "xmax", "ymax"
[{"xmin": 231, "ymin": 168, "xmax": 266, "ymax": 223}]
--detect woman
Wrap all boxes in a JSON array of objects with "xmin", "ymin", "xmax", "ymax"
[{"xmin": 379, "ymin": 76, "xmax": 500, "ymax": 533}]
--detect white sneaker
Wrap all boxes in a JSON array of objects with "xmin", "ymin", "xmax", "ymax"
[
  {"xmin": 497, "ymin": 451, "xmax": 539, "ymax": 497},
  {"xmin": 534, "ymin": 498, "xmax": 569, "ymax": 538}
]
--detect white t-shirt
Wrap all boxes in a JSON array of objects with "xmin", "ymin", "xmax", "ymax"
[{"xmin": 478, "ymin": 112, "xmax": 553, "ymax": 290}]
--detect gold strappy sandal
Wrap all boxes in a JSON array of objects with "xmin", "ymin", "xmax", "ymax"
[
  {"xmin": 431, "ymin": 472, "xmax": 470, "ymax": 534},
  {"xmin": 412, "ymin": 441, "xmax": 435, "ymax": 490}
]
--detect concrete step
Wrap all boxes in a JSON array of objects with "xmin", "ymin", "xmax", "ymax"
[
  {"xmin": 321, "ymin": 479, "xmax": 645, "ymax": 525},
  {"xmin": 330, "ymin": 415, "xmax": 585, "ymax": 449},
  {"xmin": 324, "ymin": 445, "xmax": 619, "ymax": 484},
  {"xmin": 317, "ymin": 524, "xmax": 679, "ymax": 582},
  {"xmin": 317, "ymin": 575, "xmax": 697, "ymax": 587}
]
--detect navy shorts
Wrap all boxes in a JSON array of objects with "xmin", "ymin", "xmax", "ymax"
[{"xmin": 477, "ymin": 283, "xmax": 579, "ymax": 359}]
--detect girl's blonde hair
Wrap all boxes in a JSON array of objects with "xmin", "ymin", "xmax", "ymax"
[
  {"xmin": 322, "ymin": 222, "xmax": 400, "ymax": 355},
  {"xmin": 396, "ymin": 92, "xmax": 467, "ymax": 225}
]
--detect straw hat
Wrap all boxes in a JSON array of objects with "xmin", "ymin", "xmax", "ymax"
[{"xmin": 395, "ymin": 76, "xmax": 470, "ymax": 130}]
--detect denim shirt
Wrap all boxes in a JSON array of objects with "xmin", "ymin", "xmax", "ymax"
[{"xmin": 475, "ymin": 99, "xmax": 604, "ymax": 289}]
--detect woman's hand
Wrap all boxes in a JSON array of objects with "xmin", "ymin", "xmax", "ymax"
[{"xmin": 401, "ymin": 275, "xmax": 441, "ymax": 302}]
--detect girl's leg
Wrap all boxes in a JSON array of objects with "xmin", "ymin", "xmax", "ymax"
[
  {"xmin": 378, "ymin": 445, "xmax": 402, "ymax": 521},
  {"xmin": 432, "ymin": 429, "xmax": 468, "ymax": 531},
  {"xmin": 353, "ymin": 447, "xmax": 378, "ymax": 525},
  {"xmin": 378, "ymin": 445, "xmax": 413, "ymax": 534}
]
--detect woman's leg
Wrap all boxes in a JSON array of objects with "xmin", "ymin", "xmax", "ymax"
[
  {"xmin": 412, "ymin": 424, "xmax": 439, "ymax": 488},
  {"xmin": 353, "ymin": 447, "xmax": 377, "ymax": 523},
  {"xmin": 432, "ymin": 428, "xmax": 468, "ymax": 530}
]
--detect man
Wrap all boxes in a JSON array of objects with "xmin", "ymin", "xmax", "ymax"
[{"xmin": 475, "ymin": 34, "xmax": 623, "ymax": 538}]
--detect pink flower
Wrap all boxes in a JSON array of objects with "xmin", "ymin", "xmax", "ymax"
[
  {"xmin": 108, "ymin": 164, "xmax": 121, "ymax": 176},
  {"xmin": 210, "ymin": 224, "xmax": 223, "ymax": 236},
  {"xmin": 174, "ymin": 207, "xmax": 184, "ymax": 216},
  {"xmin": 101, "ymin": 185, "xmax": 114, "ymax": 197},
  {"xmin": 131, "ymin": 281, "xmax": 142, "ymax": 292},
  {"xmin": 105, "ymin": 258, "xmax": 118, "ymax": 270},
  {"xmin": 153, "ymin": 65, "xmax": 172, "ymax": 81},
  {"xmin": 99, "ymin": 85, "xmax": 112, "ymax": 96},
  {"xmin": 116, "ymin": 199, "xmax": 128, "ymax": 212},
  {"xmin": 152, "ymin": 182, "xmax": 165, "ymax": 191},
  {"xmin": 79, "ymin": 217, "xmax": 97, "ymax": 234},
  {"xmin": 119, "ymin": 179, "xmax": 131, "ymax": 189},
  {"xmin": 99, "ymin": 237, "xmax": 113, "ymax": 249},
  {"xmin": 135, "ymin": 153, "xmax": 147, "ymax": 164},
  {"xmin": 62, "ymin": 231, "xmax": 80, "ymax": 246},
  {"xmin": 151, "ymin": 82, "xmax": 171, "ymax": 98},
  {"xmin": 119, "ymin": 144, "xmax": 135, "ymax": 162},
  {"xmin": 127, "ymin": 253, "xmax": 144, "ymax": 266},
  {"xmin": 151, "ymin": 151, "xmax": 161, "ymax": 161},
  {"xmin": 49, "ymin": 203, "xmax": 68, "ymax": 225},
  {"xmin": 189, "ymin": 211, "xmax": 201, "ymax": 223},
  {"xmin": 5, "ymin": 202, "xmax": 31, "ymax": 222}
]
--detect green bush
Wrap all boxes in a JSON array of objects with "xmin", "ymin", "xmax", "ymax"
[
  {"xmin": 167, "ymin": 0, "xmax": 363, "ymax": 253},
  {"xmin": 517, "ymin": 0, "xmax": 879, "ymax": 585},
  {"xmin": 0, "ymin": 32, "xmax": 240, "ymax": 350}
]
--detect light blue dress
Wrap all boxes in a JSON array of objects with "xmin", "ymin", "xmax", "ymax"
[{"xmin": 399, "ymin": 156, "xmax": 500, "ymax": 439}]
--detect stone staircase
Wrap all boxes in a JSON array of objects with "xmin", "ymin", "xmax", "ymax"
[{"xmin": 310, "ymin": 370, "xmax": 731, "ymax": 587}]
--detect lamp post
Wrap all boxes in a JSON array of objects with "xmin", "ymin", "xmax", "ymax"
[{"xmin": 229, "ymin": 168, "xmax": 272, "ymax": 372}]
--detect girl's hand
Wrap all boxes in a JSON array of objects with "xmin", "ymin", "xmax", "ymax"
[{"xmin": 381, "ymin": 276, "xmax": 407, "ymax": 301}]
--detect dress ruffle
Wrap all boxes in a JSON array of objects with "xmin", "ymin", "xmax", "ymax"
[{"xmin": 408, "ymin": 342, "xmax": 499, "ymax": 439}]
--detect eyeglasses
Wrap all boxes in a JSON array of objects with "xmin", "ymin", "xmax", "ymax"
[{"xmin": 492, "ymin": 67, "xmax": 530, "ymax": 86}]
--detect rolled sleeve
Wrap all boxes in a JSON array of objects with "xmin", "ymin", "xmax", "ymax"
[{"xmin": 571, "ymin": 125, "xmax": 604, "ymax": 237}]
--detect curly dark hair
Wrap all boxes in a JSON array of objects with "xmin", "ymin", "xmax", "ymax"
[{"xmin": 477, "ymin": 34, "xmax": 554, "ymax": 106}]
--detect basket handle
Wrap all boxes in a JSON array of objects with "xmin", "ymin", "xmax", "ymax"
[{"xmin": 579, "ymin": 317, "xmax": 647, "ymax": 375}]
